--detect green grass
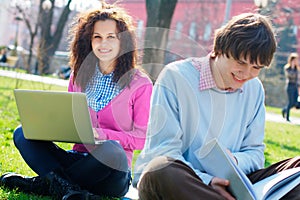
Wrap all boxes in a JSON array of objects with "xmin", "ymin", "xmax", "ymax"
[
  {"xmin": 266, "ymin": 105, "xmax": 300, "ymax": 118},
  {"xmin": 264, "ymin": 121, "xmax": 300, "ymax": 166},
  {"xmin": 0, "ymin": 76, "xmax": 119, "ymax": 199},
  {"xmin": 0, "ymin": 75, "xmax": 300, "ymax": 199},
  {"xmin": 0, "ymin": 76, "xmax": 68, "ymax": 199}
]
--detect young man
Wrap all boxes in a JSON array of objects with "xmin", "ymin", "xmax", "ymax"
[{"xmin": 133, "ymin": 13, "xmax": 300, "ymax": 200}]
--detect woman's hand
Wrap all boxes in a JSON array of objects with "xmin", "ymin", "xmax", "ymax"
[
  {"xmin": 93, "ymin": 128, "xmax": 98, "ymax": 139},
  {"xmin": 210, "ymin": 177, "xmax": 236, "ymax": 200}
]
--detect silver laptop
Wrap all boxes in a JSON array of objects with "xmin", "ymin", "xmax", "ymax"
[{"xmin": 14, "ymin": 89, "xmax": 103, "ymax": 144}]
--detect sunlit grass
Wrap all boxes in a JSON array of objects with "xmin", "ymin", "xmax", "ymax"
[
  {"xmin": 0, "ymin": 76, "xmax": 67, "ymax": 199},
  {"xmin": 266, "ymin": 105, "xmax": 300, "ymax": 118}
]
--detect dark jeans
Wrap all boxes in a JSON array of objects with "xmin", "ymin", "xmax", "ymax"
[
  {"xmin": 13, "ymin": 125, "xmax": 131, "ymax": 197},
  {"xmin": 283, "ymin": 83, "xmax": 298, "ymax": 121},
  {"xmin": 138, "ymin": 156, "xmax": 300, "ymax": 200}
]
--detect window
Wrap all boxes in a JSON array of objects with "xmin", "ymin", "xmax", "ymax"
[
  {"xmin": 203, "ymin": 22, "xmax": 212, "ymax": 41},
  {"xmin": 189, "ymin": 22, "xmax": 197, "ymax": 40},
  {"xmin": 175, "ymin": 21, "xmax": 183, "ymax": 39}
]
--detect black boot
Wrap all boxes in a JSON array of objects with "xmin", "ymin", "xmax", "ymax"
[
  {"xmin": 45, "ymin": 171, "xmax": 101, "ymax": 200},
  {"xmin": 62, "ymin": 190, "xmax": 102, "ymax": 200},
  {"xmin": 0, "ymin": 172, "xmax": 50, "ymax": 195},
  {"xmin": 1, "ymin": 171, "xmax": 101, "ymax": 199},
  {"xmin": 46, "ymin": 171, "xmax": 82, "ymax": 199}
]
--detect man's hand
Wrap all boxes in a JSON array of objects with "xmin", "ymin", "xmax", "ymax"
[{"xmin": 210, "ymin": 177, "xmax": 236, "ymax": 200}]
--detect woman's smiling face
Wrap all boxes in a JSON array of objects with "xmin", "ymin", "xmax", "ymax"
[
  {"xmin": 91, "ymin": 19, "xmax": 121, "ymax": 68},
  {"xmin": 212, "ymin": 54, "xmax": 265, "ymax": 91}
]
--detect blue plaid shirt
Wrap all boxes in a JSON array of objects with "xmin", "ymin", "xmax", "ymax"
[{"xmin": 85, "ymin": 66, "xmax": 121, "ymax": 112}]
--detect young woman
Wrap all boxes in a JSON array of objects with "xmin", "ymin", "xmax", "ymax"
[
  {"xmin": 0, "ymin": 3, "xmax": 152, "ymax": 199},
  {"xmin": 282, "ymin": 53, "xmax": 299, "ymax": 122}
]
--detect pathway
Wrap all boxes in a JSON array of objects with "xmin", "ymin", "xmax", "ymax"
[
  {"xmin": 0, "ymin": 69, "xmax": 68, "ymax": 87},
  {"xmin": 266, "ymin": 112, "xmax": 300, "ymax": 125}
]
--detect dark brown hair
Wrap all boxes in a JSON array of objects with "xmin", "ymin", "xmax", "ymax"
[
  {"xmin": 213, "ymin": 13, "xmax": 277, "ymax": 67},
  {"xmin": 68, "ymin": 2, "xmax": 137, "ymax": 90}
]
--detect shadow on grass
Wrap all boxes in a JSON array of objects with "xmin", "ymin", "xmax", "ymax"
[
  {"xmin": 0, "ymin": 86, "xmax": 15, "ymax": 91},
  {"xmin": 264, "ymin": 139, "xmax": 300, "ymax": 166},
  {"xmin": 0, "ymin": 187, "xmax": 51, "ymax": 200},
  {"xmin": 265, "ymin": 140, "xmax": 300, "ymax": 153},
  {"xmin": 1, "ymin": 187, "xmax": 121, "ymax": 200}
]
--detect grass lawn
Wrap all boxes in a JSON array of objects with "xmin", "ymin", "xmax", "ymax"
[
  {"xmin": 0, "ymin": 76, "xmax": 67, "ymax": 199},
  {"xmin": 266, "ymin": 105, "xmax": 300, "ymax": 118},
  {"xmin": 0, "ymin": 76, "xmax": 300, "ymax": 199}
]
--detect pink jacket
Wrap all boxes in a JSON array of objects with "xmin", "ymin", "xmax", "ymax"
[{"xmin": 68, "ymin": 69, "xmax": 153, "ymax": 167}]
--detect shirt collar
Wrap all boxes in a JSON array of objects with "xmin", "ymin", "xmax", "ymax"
[
  {"xmin": 95, "ymin": 64, "xmax": 114, "ymax": 78},
  {"xmin": 191, "ymin": 54, "xmax": 243, "ymax": 93},
  {"xmin": 191, "ymin": 54, "xmax": 217, "ymax": 91}
]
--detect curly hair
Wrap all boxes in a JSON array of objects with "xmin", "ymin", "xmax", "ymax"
[{"xmin": 68, "ymin": 2, "xmax": 137, "ymax": 90}]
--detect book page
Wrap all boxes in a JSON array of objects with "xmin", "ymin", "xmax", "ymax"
[
  {"xmin": 198, "ymin": 138, "xmax": 256, "ymax": 200},
  {"xmin": 122, "ymin": 185, "xmax": 139, "ymax": 200},
  {"xmin": 253, "ymin": 167, "xmax": 300, "ymax": 200}
]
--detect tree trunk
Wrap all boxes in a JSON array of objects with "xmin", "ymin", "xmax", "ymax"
[
  {"xmin": 143, "ymin": 0, "xmax": 177, "ymax": 81},
  {"xmin": 14, "ymin": 0, "xmax": 72, "ymax": 74},
  {"xmin": 15, "ymin": 4, "xmax": 38, "ymax": 73},
  {"xmin": 37, "ymin": 0, "xmax": 72, "ymax": 74}
]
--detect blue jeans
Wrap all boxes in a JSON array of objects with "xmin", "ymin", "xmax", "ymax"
[
  {"xmin": 13, "ymin": 125, "xmax": 131, "ymax": 197},
  {"xmin": 283, "ymin": 83, "xmax": 298, "ymax": 121}
]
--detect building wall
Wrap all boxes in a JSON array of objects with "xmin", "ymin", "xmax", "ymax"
[
  {"xmin": 118, "ymin": 0, "xmax": 300, "ymax": 62},
  {"xmin": 119, "ymin": 0, "xmax": 297, "ymax": 107},
  {"xmin": 0, "ymin": 0, "xmax": 298, "ymax": 106},
  {"xmin": 2, "ymin": 0, "xmax": 300, "ymax": 56},
  {"xmin": 0, "ymin": 0, "xmax": 13, "ymax": 47}
]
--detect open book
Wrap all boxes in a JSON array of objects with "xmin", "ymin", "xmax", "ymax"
[
  {"xmin": 121, "ymin": 185, "xmax": 139, "ymax": 200},
  {"xmin": 198, "ymin": 138, "xmax": 300, "ymax": 200}
]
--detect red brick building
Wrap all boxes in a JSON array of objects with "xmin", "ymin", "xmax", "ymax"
[
  {"xmin": 2, "ymin": 0, "xmax": 299, "ymax": 72},
  {"xmin": 118, "ymin": 0, "xmax": 300, "ymax": 64}
]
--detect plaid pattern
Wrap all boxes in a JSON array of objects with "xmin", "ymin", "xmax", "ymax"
[
  {"xmin": 191, "ymin": 56, "xmax": 216, "ymax": 91},
  {"xmin": 191, "ymin": 55, "xmax": 243, "ymax": 93},
  {"xmin": 85, "ymin": 67, "xmax": 121, "ymax": 111}
]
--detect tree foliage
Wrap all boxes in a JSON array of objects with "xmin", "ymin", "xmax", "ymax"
[{"xmin": 260, "ymin": 1, "xmax": 298, "ymax": 75}]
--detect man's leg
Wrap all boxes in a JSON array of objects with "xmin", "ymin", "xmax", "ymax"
[
  {"xmin": 138, "ymin": 156, "xmax": 225, "ymax": 200},
  {"xmin": 248, "ymin": 156, "xmax": 300, "ymax": 200}
]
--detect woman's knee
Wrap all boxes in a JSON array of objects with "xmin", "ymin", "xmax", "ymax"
[
  {"xmin": 90, "ymin": 140, "xmax": 128, "ymax": 172},
  {"xmin": 13, "ymin": 125, "xmax": 26, "ymax": 148}
]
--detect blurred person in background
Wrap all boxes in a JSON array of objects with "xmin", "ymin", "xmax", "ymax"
[
  {"xmin": 0, "ymin": 48, "xmax": 7, "ymax": 63},
  {"xmin": 282, "ymin": 52, "xmax": 299, "ymax": 122}
]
